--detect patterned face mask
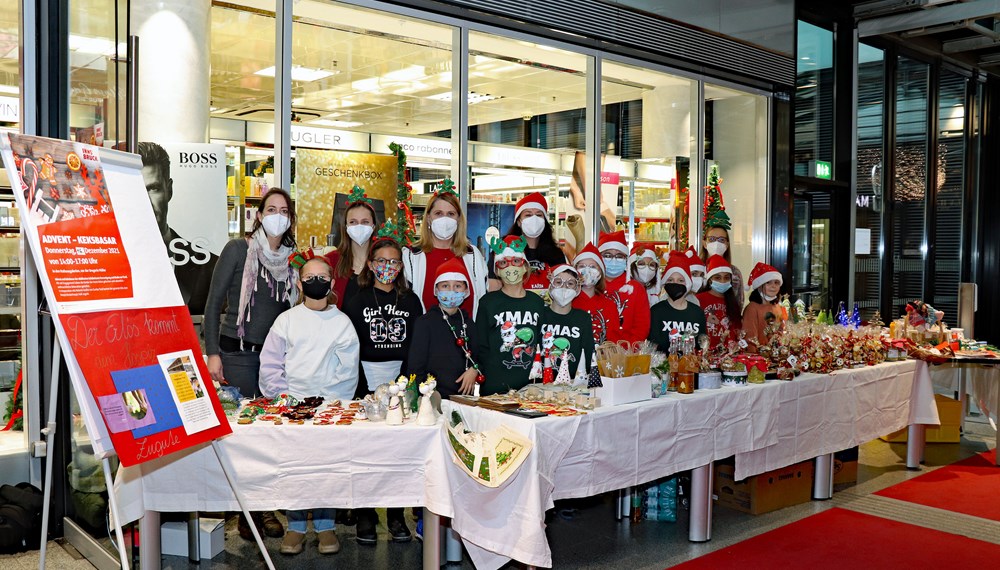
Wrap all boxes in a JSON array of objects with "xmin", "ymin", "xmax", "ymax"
[{"xmin": 374, "ymin": 263, "xmax": 401, "ymax": 285}]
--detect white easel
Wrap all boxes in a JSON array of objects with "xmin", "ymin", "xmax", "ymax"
[{"xmin": 36, "ymin": 340, "xmax": 276, "ymax": 570}]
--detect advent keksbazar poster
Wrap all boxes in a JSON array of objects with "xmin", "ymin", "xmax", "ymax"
[{"xmin": 0, "ymin": 133, "xmax": 231, "ymax": 466}]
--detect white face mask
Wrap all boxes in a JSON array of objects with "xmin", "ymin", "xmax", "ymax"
[
  {"xmin": 578, "ymin": 266, "xmax": 602, "ymax": 287},
  {"xmin": 431, "ymin": 217, "xmax": 458, "ymax": 240},
  {"xmin": 520, "ymin": 215, "xmax": 546, "ymax": 238},
  {"xmin": 761, "ymin": 292, "xmax": 777, "ymax": 302},
  {"xmin": 691, "ymin": 276, "xmax": 705, "ymax": 292},
  {"xmin": 706, "ymin": 241, "xmax": 727, "ymax": 256},
  {"xmin": 261, "ymin": 213, "xmax": 290, "ymax": 237},
  {"xmin": 346, "ymin": 224, "xmax": 373, "ymax": 245},
  {"xmin": 636, "ymin": 266, "xmax": 657, "ymax": 284},
  {"xmin": 550, "ymin": 287, "xmax": 578, "ymax": 307}
]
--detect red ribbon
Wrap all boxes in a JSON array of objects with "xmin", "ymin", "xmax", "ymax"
[{"xmin": 1, "ymin": 370, "xmax": 23, "ymax": 431}]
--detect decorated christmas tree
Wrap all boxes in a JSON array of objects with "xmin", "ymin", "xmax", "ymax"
[
  {"xmin": 703, "ymin": 164, "xmax": 731, "ymax": 232},
  {"xmin": 573, "ymin": 349, "xmax": 588, "ymax": 386},
  {"xmin": 554, "ymin": 355, "xmax": 572, "ymax": 385},
  {"xmin": 388, "ymin": 142, "xmax": 418, "ymax": 246}
]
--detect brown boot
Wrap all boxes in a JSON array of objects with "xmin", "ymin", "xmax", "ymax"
[
  {"xmin": 261, "ymin": 511, "xmax": 285, "ymax": 538},
  {"xmin": 317, "ymin": 530, "xmax": 340, "ymax": 555},
  {"xmin": 279, "ymin": 531, "xmax": 304, "ymax": 555}
]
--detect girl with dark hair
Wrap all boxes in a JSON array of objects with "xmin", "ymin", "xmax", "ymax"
[
  {"xmin": 695, "ymin": 254, "xmax": 743, "ymax": 351},
  {"xmin": 342, "ymin": 231, "xmax": 423, "ymax": 544},
  {"xmin": 324, "ymin": 186, "xmax": 380, "ymax": 308},
  {"xmin": 743, "ymin": 262, "xmax": 784, "ymax": 352},
  {"xmin": 628, "ymin": 244, "xmax": 663, "ymax": 306},
  {"xmin": 487, "ymin": 192, "xmax": 566, "ymax": 292},
  {"xmin": 203, "ymin": 186, "xmax": 296, "ymax": 541},
  {"xmin": 700, "ymin": 225, "xmax": 745, "ymax": 303}
]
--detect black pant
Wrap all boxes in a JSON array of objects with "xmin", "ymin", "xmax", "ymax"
[{"xmin": 356, "ymin": 507, "xmax": 405, "ymax": 526}]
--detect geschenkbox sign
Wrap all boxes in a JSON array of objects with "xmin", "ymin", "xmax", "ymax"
[{"xmin": 0, "ymin": 133, "xmax": 232, "ymax": 466}]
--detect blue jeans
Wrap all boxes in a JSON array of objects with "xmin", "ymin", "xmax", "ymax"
[{"xmin": 286, "ymin": 509, "xmax": 336, "ymax": 534}]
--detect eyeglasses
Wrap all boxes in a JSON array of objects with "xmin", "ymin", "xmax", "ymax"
[
  {"xmin": 496, "ymin": 257, "xmax": 526, "ymax": 269},
  {"xmin": 601, "ymin": 252, "xmax": 627, "ymax": 261},
  {"xmin": 302, "ymin": 276, "xmax": 331, "ymax": 285},
  {"xmin": 373, "ymin": 258, "xmax": 403, "ymax": 268},
  {"xmin": 551, "ymin": 278, "xmax": 579, "ymax": 288},
  {"xmin": 635, "ymin": 260, "xmax": 658, "ymax": 269},
  {"xmin": 706, "ymin": 236, "xmax": 729, "ymax": 243}
]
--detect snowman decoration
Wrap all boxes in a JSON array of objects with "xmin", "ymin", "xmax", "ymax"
[
  {"xmin": 417, "ymin": 376, "xmax": 439, "ymax": 426},
  {"xmin": 386, "ymin": 377, "xmax": 407, "ymax": 426}
]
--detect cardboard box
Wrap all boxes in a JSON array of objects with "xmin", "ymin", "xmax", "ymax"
[
  {"xmin": 714, "ymin": 460, "xmax": 814, "ymax": 515},
  {"xmin": 881, "ymin": 394, "xmax": 962, "ymax": 443},
  {"xmin": 161, "ymin": 518, "xmax": 225, "ymax": 559},
  {"xmin": 594, "ymin": 373, "xmax": 652, "ymax": 407},
  {"xmin": 833, "ymin": 447, "xmax": 859, "ymax": 485}
]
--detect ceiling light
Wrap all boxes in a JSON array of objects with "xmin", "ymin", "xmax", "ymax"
[
  {"xmin": 0, "ymin": 85, "xmax": 17, "ymax": 95},
  {"xmin": 310, "ymin": 119, "xmax": 364, "ymax": 128},
  {"xmin": 383, "ymin": 65, "xmax": 426, "ymax": 82},
  {"xmin": 255, "ymin": 65, "xmax": 337, "ymax": 82},
  {"xmin": 428, "ymin": 91, "xmax": 503, "ymax": 104},
  {"xmin": 351, "ymin": 77, "xmax": 381, "ymax": 92}
]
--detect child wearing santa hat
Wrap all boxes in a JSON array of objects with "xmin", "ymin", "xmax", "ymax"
[
  {"xmin": 572, "ymin": 243, "xmax": 622, "ymax": 344},
  {"xmin": 695, "ymin": 254, "xmax": 743, "ymax": 351},
  {"xmin": 598, "ymin": 230, "xmax": 650, "ymax": 342},
  {"xmin": 742, "ymin": 262, "xmax": 784, "ymax": 351},
  {"xmin": 628, "ymin": 243, "xmax": 663, "ymax": 306},
  {"xmin": 475, "ymin": 235, "xmax": 545, "ymax": 395},
  {"xmin": 539, "ymin": 265, "xmax": 596, "ymax": 379},
  {"xmin": 648, "ymin": 252, "xmax": 706, "ymax": 353},
  {"xmin": 683, "ymin": 245, "xmax": 706, "ymax": 306},
  {"xmin": 486, "ymin": 192, "xmax": 567, "ymax": 293}
]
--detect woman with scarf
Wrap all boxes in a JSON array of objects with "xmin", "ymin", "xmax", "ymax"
[{"xmin": 204, "ymin": 187, "xmax": 297, "ymax": 542}]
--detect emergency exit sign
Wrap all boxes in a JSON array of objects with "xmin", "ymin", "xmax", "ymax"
[{"xmin": 811, "ymin": 160, "xmax": 832, "ymax": 180}]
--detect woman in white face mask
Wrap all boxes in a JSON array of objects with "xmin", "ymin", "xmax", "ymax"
[
  {"xmin": 322, "ymin": 185, "xmax": 379, "ymax": 309},
  {"xmin": 487, "ymin": 192, "xmax": 567, "ymax": 293},
  {"xmin": 401, "ymin": 186, "xmax": 488, "ymax": 316},
  {"xmin": 203, "ymin": 187, "xmax": 297, "ymax": 540},
  {"xmin": 628, "ymin": 244, "xmax": 662, "ymax": 306},
  {"xmin": 701, "ymin": 225, "xmax": 745, "ymax": 304},
  {"xmin": 571, "ymin": 243, "xmax": 622, "ymax": 344},
  {"xmin": 742, "ymin": 262, "xmax": 784, "ymax": 352}
]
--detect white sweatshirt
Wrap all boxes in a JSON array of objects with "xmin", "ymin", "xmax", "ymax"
[{"xmin": 259, "ymin": 303, "xmax": 361, "ymax": 401}]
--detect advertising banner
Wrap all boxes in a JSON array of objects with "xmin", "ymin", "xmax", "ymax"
[
  {"xmin": 0, "ymin": 133, "xmax": 231, "ymax": 466},
  {"xmin": 294, "ymin": 149, "xmax": 397, "ymax": 247},
  {"xmin": 137, "ymin": 142, "xmax": 227, "ymax": 315}
]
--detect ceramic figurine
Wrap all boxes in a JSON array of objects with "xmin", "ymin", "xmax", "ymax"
[
  {"xmin": 386, "ymin": 384, "xmax": 404, "ymax": 425},
  {"xmin": 417, "ymin": 378, "xmax": 439, "ymax": 426}
]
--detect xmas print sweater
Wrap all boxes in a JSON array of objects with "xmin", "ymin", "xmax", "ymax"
[
  {"xmin": 573, "ymin": 291, "xmax": 622, "ymax": 345},
  {"xmin": 605, "ymin": 274, "xmax": 651, "ymax": 343},
  {"xmin": 475, "ymin": 290, "xmax": 545, "ymax": 396},
  {"xmin": 647, "ymin": 301, "xmax": 707, "ymax": 353},
  {"xmin": 539, "ymin": 307, "xmax": 596, "ymax": 378}
]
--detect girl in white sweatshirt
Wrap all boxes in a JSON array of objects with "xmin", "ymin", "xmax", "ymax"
[{"xmin": 258, "ymin": 256, "xmax": 360, "ymax": 555}]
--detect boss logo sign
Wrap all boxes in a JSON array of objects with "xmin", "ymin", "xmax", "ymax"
[{"xmin": 178, "ymin": 152, "xmax": 219, "ymax": 167}]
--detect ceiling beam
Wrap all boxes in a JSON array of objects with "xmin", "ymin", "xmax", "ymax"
[
  {"xmin": 858, "ymin": 0, "xmax": 1000, "ymax": 37},
  {"xmin": 943, "ymin": 20, "xmax": 1000, "ymax": 52},
  {"xmin": 854, "ymin": 0, "xmax": 946, "ymax": 19}
]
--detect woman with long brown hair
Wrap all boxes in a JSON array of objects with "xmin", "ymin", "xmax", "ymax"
[{"xmin": 323, "ymin": 185, "xmax": 380, "ymax": 308}]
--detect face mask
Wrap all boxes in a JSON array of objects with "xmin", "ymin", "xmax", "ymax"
[
  {"xmin": 636, "ymin": 266, "xmax": 657, "ymax": 284},
  {"xmin": 373, "ymin": 264, "xmax": 400, "ymax": 285},
  {"xmin": 710, "ymin": 280, "xmax": 732, "ymax": 294},
  {"xmin": 706, "ymin": 241, "xmax": 727, "ymax": 256},
  {"xmin": 520, "ymin": 215, "xmax": 546, "ymax": 238},
  {"xmin": 499, "ymin": 266, "xmax": 526, "ymax": 285},
  {"xmin": 579, "ymin": 266, "xmax": 602, "ymax": 287},
  {"xmin": 550, "ymin": 287, "xmax": 578, "ymax": 307},
  {"xmin": 430, "ymin": 217, "xmax": 458, "ymax": 240},
  {"xmin": 346, "ymin": 224, "xmax": 373, "ymax": 245},
  {"xmin": 604, "ymin": 258, "xmax": 626, "ymax": 278},
  {"xmin": 261, "ymin": 213, "xmax": 290, "ymax": 237},
  {"xmin": 436, "ymin": 289, "xmax": 467, "ymax": 309},
  {"xmin": 301, "ymin": 277, "xmax": 331, "ymax": 300},
  {"xmin": 761, "ymin": 292, "xmax": 777, "ymax": 302},
  {"xmin": 664, "ymin": 282, "xmax": 688, "ymax": 301},
  {"xmin": 691, "ymin": 276, "xmax": 705, "ymax": 292}
]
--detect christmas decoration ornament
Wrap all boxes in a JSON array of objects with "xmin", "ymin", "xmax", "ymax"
[
  {"xmin": 388, "ymin": 142, "xmax": 418, "ymax": 245},
  {"xmin": 702, "ymin": 164, "xmax": 731, "ymax": 232}
]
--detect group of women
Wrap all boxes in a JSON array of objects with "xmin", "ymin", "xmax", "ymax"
[{"xmin": 199, "ymin": 186, "xmax": 784, "ymax": 555}]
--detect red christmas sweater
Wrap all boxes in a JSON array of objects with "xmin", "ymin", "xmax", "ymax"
[
  {"xmin": 604, "ymin": 274, "xmax": 651, "ymax": 343},
  {"xmin": 696, "ymin": 291, "xmax": 741, "ymax": 351},
  {"xmin": 574, "ymin": 290, "xmax": 622, "ymax": 345}
]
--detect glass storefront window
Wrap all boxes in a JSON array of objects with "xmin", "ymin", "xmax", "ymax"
[
  {"xmin": 795, "ymin": 21, "xmax": 834, "ymax": 178},
  {"xmin": 854, "ymin": 43, "xmax": 884, "ymax": 321},
  {"xmin": 602, "ymin": 60, "xmax": 696, "ymax": 253},
  {"xmin": 69, "ymin": 0, "xmax": 126, "ymax": 146},
  {"xmin": 703, "ymin": 83, "xmax": 769, "ymax": 295},
  {"xmin": 931, "ymin": 70, "xmax": 967, "ymax": 319}
]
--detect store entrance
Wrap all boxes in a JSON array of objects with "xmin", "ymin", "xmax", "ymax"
[{"xmin": 791, "ymin": 179, "xmax": 850, "ymax": 314}]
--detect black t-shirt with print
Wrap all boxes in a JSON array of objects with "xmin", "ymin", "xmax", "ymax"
[
  {"xmin": 647, "ymin": 301, "xmax": 707, "ymax": 352},
  {"xmin": 342, "ymin": 286, "xmax": 424, "ymax": 364},
  {"xmin": 475, "ymin": 290, "xmax": 545, "ymax": 395},
  {"xmin": 539, "ymin": 307, "xmax": 596, "ymax": 378}
]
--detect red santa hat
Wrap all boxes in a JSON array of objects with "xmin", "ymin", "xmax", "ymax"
[
  {"xmin": 684, "ymin": 246, "xmax": 706, "ymax": 273},
  {"xmin": 514, "ymin": 192, "xmax": 548, "ymax": 219},
  {"xmin": 704, "ymin": 254, "xmax": 732, "ymax": 281},
  {"xmin": 573, "ymin": 243, "xmax": 605, "ymax": 273},
  {"xmin": 628, "ymin": 243, "xmax": 658, "ymax": 265},
  {"xmin": 598, "ymin": 230, "xmax": 628, "ymax": 256},
  {"xmin": 434, "ymin": 257, "xmax": 470, "ymax": 286},
  {"xmin": 662, "ymin": 251, "xmax": 693, "ymax": 292},
  {"xmin": 748, "ymin": 262, "xmax": 782, "ymax": 291},
  {"xmin": 493, "ymin": 234, "xmax": 528, "ymax": 266},
  {"xmin": 549, "ymin": 264, "xmax": 579, "ymax": 279}
]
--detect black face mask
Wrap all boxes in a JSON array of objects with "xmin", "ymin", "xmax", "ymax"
[
  {"xmin": 664, "ymin": 282, "xmax": 688, "ymax": 301},
  {"xmin": 301, "ymin": 277, "xmax": 331, "ymax": 300}
]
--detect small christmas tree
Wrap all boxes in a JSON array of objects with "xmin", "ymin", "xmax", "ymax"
[
  {"xmin": 702, "ymin": 164, "xmax": 731, "ymax": 232},
  {"xmin": 388, "ymin": 142, "xmax": 418, "ymax": 246},
  {"xmin": 554, "ymin": 355, "xmax": 572, "ymax": 385}
]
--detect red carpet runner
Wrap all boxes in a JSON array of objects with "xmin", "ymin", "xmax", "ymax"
[
  {"xmin": 669, "ymin": 508, "xmax": 1000, "ymax": 569},
  {"xmin": 875, "ymin": 449, "xmax": 999, "ymax": 521}
]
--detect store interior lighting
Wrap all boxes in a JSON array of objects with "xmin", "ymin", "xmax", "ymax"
[
  {"xmin": 0, "ymin": 85, "xmax": 17, "ymax": 94},
  {"xmin": 255, "ymin": 65, "xmax": 338, "ymax": 82}
]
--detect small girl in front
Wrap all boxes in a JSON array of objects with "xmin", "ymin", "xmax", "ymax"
[
  {"xmin": 259, "ymin": 256, "xmax": 360, "ymax": 556},
  {"xmin": 695, "ymin": 254, "xmax": 743, "ymax": 352}
]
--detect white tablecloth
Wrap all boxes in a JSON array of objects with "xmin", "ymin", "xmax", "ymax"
[
  {"xmin": 114, "ymin": 416, "xmax": 447, "ymax": 524},
  {"xmin": 928, "ymin": 361, "xmax": 1000, "ymax": 423},
  {"xmin": 733, "ymin": 360, "xmax": 938, "ymax": 479}
]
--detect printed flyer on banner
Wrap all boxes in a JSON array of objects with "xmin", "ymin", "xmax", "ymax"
[
  {"xmin": 157, "ymin": 349, "xmax": 220, "ymax": 435},
  {"xmin": 137, "ymin": 142, "xmax": 227, "ymax": 315},
  {"xmin": 0, "ymin": 133, "xmax": 134, "ymax": 303}
]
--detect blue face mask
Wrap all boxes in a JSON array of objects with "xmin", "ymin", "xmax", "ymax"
[
  {"xmin": 436, "ymin": 289, "xmax": 467, "ymax": 309},
  {"xmin": 710, "ymin": 280, "xmax": 732, "ymax": 294},
  {"xmin": 604, "ymin": 258, "xmax": 627, "ymax": 278}
]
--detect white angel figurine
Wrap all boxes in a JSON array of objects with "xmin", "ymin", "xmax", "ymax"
[
  {"xmin": 417, "ymin": 376, "xmax": 439, "ymax": 426},
  {"xmin": 386, "ymin": 383, "xmax": 404, "ymax": 426}
]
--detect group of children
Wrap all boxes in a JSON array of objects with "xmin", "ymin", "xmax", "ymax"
[{"xmin": 226, "ymin": 187, "xmax": 785, "ymax": 556}]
